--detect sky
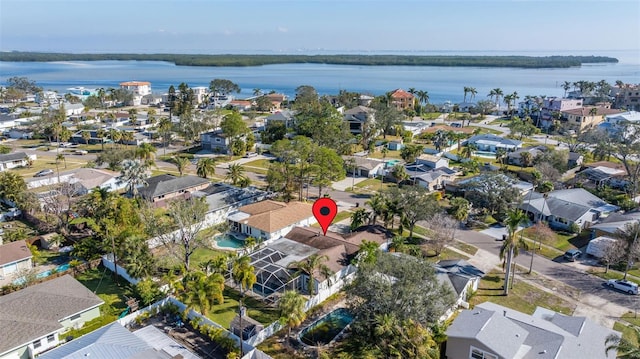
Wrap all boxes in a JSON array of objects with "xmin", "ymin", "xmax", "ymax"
[{"xmin": 1, "ymin": 0, "xmax": 639, "ymax": 56}]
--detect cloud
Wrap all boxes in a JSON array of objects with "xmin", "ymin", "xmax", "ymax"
[{"xmin": 277, "ymin": 26, "xmax": 288, "ymax": 33}]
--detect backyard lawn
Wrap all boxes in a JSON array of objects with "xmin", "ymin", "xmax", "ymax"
[
  {"xmin": 242, "ymin": 158, "xmax": 273, "ymax": 169},
  {"xmin": 207, "ymin": 288, "xmax": 279, "ymax": 328},
  {"xmin": 353, "ymin": 177, "xmax": 397, "ymax": 192},
  {"xmin": 469, "ymin": 271, "xmax": 576, "ymax": 316}
]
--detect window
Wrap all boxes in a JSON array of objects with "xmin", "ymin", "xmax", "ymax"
[
  {"xmin": 70, "ymin": 314, "xmax": 81, "ymax": 321},
  {"xmin": 47, "ymin": 334, "xmax": 55, "ymax": 343},
  {"xmin": 32, "ymin": 340, "xmax": 42, "ymax": 349},
  {"xmin": 470, "ymin": 347, "xmax": 498, "ymax": 359}
]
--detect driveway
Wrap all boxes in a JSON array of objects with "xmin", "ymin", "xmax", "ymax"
[{"xmin": 331, "ymin": 176, "xmax": 368, "ymax": 191}]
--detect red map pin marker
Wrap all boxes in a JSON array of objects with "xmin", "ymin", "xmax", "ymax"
[{"xmin": 312, "ymin": 198, "xmax": 338, "ymax": 235}]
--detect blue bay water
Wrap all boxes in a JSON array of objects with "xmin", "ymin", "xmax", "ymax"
[{"xmin": 1, "ymin": 50, "xmax": 638, "ymax": 104}]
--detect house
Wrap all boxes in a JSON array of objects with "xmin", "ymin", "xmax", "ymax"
[
  {"xmin": 598, "ymin": 110, "xmax": 640, "ymax": 136},
  {"xmin": 119, "ymin": 81, "xmax": 151, "ymax": 106},
  {"xmin": 26, "ymin": 168, "xmax": 126, "ymax": 192},
  {"xmin": 265, "ymin": 93, "xmax": 287, "ymax": 110},
  {"xmin": 435, "ymin": 259, "xmax": 484, "ymax": 317},
  {"xmin": 405, "ymin": 161, "xmax": 459, "ymax": 191},
  {"xmin": 229, "ymin": 100, "xmax": 253, "ymax": 111},
  {"xmin": 343, "ymin": 106, "xmax": 376, "ymax": 134},
  {"xmin": 342, "ymin": 155, "xmax": 386, "ymax": 178},
  {"xmin": 402, "ymin": 120, "xmax": 430, "ymax": 136},
  {"xmin": 201, "ymin": 129, "xmax": 231, "ymax": 154},
  {"xmin": 38, "ymin": 322, "xmax": 200, "ymax": 359},
  {"xmin": 446, "ymin": 302, "xmax": 619, "ymax": 359},
  {"xmin": 589, "ymin": 211, "xmax": 640, "ymax": 238},
  {"xmin": 450, "ymin": 174, "xmax": 534, "ymax": 197},
  {"xmin": 8, "ymin": 129, "xmax": 34, "ymax": 140},
  {"xmin": 389, "ymin": 89, "xmax": 415, "ymax": 111},
  {"xmin": 519, "ymin": 188, "xmax": 618, "ymax": 230},
  {"xmin": 387, "ymin": 140, "xmax": 404, "ymax": 151},
  {"xmin": 140, "ymin": 93, "xmax": 163, "ymax": 106},
  {"xmin": 0, "ymin": 275, "xmax": 104, "ymax": 359},
  {"xmin": 227, "ymin": 200, "xmax": 316, "ymax": 241},
  {"xmin": 541, "ymin": 97, "xmax": 583, "ymax": 120},
  {"xmin": 465, "ymin": 134, "xmax": 522, "ymax": 152},
  {"xmin": 264, "ymin": 110, "xmax": 295, "ymax": 128},
  {"xmin": 0, "ymin": 152, "xmax": 35, "ymax": 172},
  {"xmin": 0, "ymin": 240, "xmax": 32, "ymax": 279},
  {"xmin": 561, "ymin": 106, "xmax": 623, "ymax": 131},
  {"xmin": 568, "ymin": 152, "xmax": 584, "ymax": 168},
  {"xmin": 192, "ymin": 86, "xmax": 209, "ymax": 104},
  {"xmin": 192, "ymin": 182, "xmax": 272, "ymax": 226},
  {"xmin": 506, "ymin": 146, "xmax": 546, "ymax": 166},
  {"xmin": 139, "ymin": 174, "xmax": 211, "ymax": 204},
  {"xmin": 576, "ymin": 163, "xmax": 627, "ymax": 188},
  {"xmin": 614, "ymin": 84, "xmax": 640, "ymax": 111}
]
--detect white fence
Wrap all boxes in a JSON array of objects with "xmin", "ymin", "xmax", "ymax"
[{"xmin": 102, "ymin": 254, "xmax": 140, "ymax": 285}]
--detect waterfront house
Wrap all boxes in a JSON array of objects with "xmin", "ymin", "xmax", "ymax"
[
  {"xmin": 389, "ymin": 88, "xmax": 415, "ymax": 111},
  {"xmin": 561, "ymin": 106, "xmax": 623, "ymax": 131},
  {"xmin": 446, "ymin": 302, "xmax": 619, "ymax": 359},
  {"xmin": 0, "ymin": 275, "xmax": 104, "ymax": 359}
]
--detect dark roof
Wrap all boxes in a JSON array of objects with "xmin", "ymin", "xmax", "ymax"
[
  {"xmin": 0, "ymin": 275, "xmax": 104, "ymax": 354},
  {"xmin": 0, "ymin": 240, "xmax": 32, "ymax": 266},
  {"xmin": 437, "ymin": 259, "xmax": 485, "ymax": 278},
  {"xmin": 0, "ymin": 152, "xmax": 28, "ymax": 163},
  {"xmin": 139, "ymin": 174, "xmax": 210, "ymax": 200}
]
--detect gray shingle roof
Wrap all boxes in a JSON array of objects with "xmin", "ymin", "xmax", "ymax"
[
  {"xmin": 0, "ymin": 151, "xmax": 28, "ymax": 163},
  {"xmin": 139, "ymin": 174, "xmax": 210, "ymax": 200},
  {"xmin": 0, "ymin": 275, "xmax": 104, "ymax": 354}
]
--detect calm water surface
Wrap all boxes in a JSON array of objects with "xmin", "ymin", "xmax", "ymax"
[{"xmin": 1, "ymin": 51, "xmax": 638, "ymax": 104}]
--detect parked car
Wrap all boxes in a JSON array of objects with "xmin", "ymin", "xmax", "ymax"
[
  {"xmin": 74, "ymin": 150, "xmax": 88, "ymax": 155},
  {"xmin": 607, "ymin": 279, "xmax": 639, "ymax": 295},
  {"xmin": 34, "ymin": 169, "xmax": 54, "ymax": 177},
  {"xmin": 244, "ymin": 152, "xmax": 258, "ymax": 158},
  {"xmin": 563, "ymin": 249, "xmax": 582, "ymax": 262}
]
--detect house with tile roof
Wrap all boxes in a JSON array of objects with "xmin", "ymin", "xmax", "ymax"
[
  {"xmin": 562, "ymin": 106, "xmax": 623, "ymax": 131},
  {"xmin": 446, "ymin": 302, "xmax": 619, "ymax": 359},
  {"xmin": 0, "ymin": 275, "xmax": 104, "ymax": 359},
  {"xmin": 389, "ymin": 89, "xmax": 415, "ymax": 111},
  {"xmin": 227, "ymin": 200, "xmax": 316, "ymax": 241},
  {"xmin": 0, "ymin": 240, "xmax": 32, "ymax": 280},
  {"xmin": 138, "ymin": 174, "xmax": 211, "ymax": 204}
]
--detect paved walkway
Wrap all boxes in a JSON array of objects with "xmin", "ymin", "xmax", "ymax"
[{"xmin": 331, "ymin": 176, "xmax": 368, "ymax": 191}]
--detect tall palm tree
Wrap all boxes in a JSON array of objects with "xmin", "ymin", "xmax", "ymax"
[
  {"xmin": 463, "ymin": 86, "xmax": 470, "ymax": 103},
  {"xmin": 117, "ymin": 159, "xmax": 150, "ymax": 197},
  {"xmin": 417, "ymin": 90, "xmax": 430, "ymax": 107},
  {"xmin": 157, "ymin": 117, "xmax": 173, "ymax": 156},
  {"xmin": 226, "ymin": 163, "xmax": 246, "ymax": 186},
  {"xmin": 196, "ymin": 157, "xmax": 216, "ymax": 179},
  {"xmin": 289, "ymin": 254, "xmax": 333, "ymax": 295},
  {"xmin": 350, "ymin": 208, "xmax": 370, "ymax": 231},
  {"xmin": 562, "ymin": 81, "xmax": 572, "ymax": 97},
  {"xmin": 488, "ymin": 88, "xmax": 504, "ymax": 109},
  {"xmin": 171, "ymin": 156, "xmax": 190, "ymax": 176},
  {"xmin": 278, "ymin": 290, "xmax": 307, "ymax": 340},
  {"xmin": 605, "ymin": 325, "xmax": 640, "ymax": 358},
  {"xmin": 469, "ymin": 87, "xmax": 477, "ymax": 101},
  {"xmin": 136, "ymin": 142, "xmax": 157, "ymax": 165},
  {"xmin": 500, "ymin": 209, "xmax": 529, "ymax": 295},
  {"xmin": 614, "ymin": 222, "xmax": 640, "ymax": 280},
  {"xmin": 232, "ymin": 255, "xmax": 256, "ymax": 294},
  {"xmin": 81, "ymin": 130, "xmax": 91, "ymax": 145},
  {"xmin": 449, "ymin": 197, "xmax": 470, "ymax": 223}
]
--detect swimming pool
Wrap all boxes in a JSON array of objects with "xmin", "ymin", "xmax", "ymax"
[
  {"xmin": 473, "ymin": 150, "xmax": 498, "ymax": 158},
  {"xmin": 13, "ymin": 262, "xmax": 71, "ymax": 285},
  {"xmin": 299, "ymin": 308, "xmax": 354, "ymax": 346},
  {"xmin": 215, "ymin": 233, "xmax": 244, "ymax": 249}
]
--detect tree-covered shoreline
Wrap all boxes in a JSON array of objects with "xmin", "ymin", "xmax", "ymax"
[{"xmin": 0, "ymin": 52, "xmax": 618, "ymax": 68}]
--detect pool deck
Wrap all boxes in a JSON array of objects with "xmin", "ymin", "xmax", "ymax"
[{"xmin": 0, "ymin": 262, "xmax": 60, "ymax": 287}]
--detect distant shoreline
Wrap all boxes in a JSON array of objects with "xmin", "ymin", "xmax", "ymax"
[{"xmin": 0, "ymin": 52, "xmax": 618, "ymax": 69}]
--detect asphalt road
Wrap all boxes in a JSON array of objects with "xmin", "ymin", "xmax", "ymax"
[{"xmin": 455, "ymin": 228, "xmax": 639, "ymax": 311}]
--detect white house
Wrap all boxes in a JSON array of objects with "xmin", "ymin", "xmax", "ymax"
[
  {"xmin": 227, "ymin": 200, "xmax": 316, "ymax": 241},
  {"xmin": 465, "ymin": 134, "xmax": 522, "ymax": 152},
  {"xmin": 0, "ymin": 152, "xmax": 35, "ymax": 172},
  {"xmin": 0, "ymin": 240, "xmax": 32, "ymax": 279},
  {"xmin": 0, "ymin": 275, "xmax": 103, "ymax": 359}
]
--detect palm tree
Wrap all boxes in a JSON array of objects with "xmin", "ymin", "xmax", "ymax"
[
  {"xmin": 366, "ymin": 193, "xmax": 387, "ymax": 225},
  {"xmin": 495, "ymin": 147, "xmax": 507, "ymax": 167},
  {"xmin": 253, "ymin": 88, "xmax": 262, "ymax": 97},
  {"xmin": 461, "ymin": 143, "xmax": 477, "ymax": 159},
  {"xmin": 355, "ymin": 240, "xmax": 380, "ymax": 265},
  {"xmin": 232, "ymin": 255, "xmax": 256, "ymax": 294},
  {"xmin": 499, "ymin": 209, "xmax": 529, "ymax": 295},
  {"xmin": 180, "ymin": 271, "xmax": 225, "ymax": 316},
  {"xmin": 391, "ymin": 164, "xmax": 408, "ymax": 184},
  {"xmin": 463, "ymin": 86, "xmax": 470, "ymax": 103},
  {"xmin": 278, "ymin": 290, "xmax": 307, "ymax": 341},
  {"xmin": 350, "ymin": 208, "xmax": 370, "ymax": 231},
  {"xmin": 117, "ymin": 159, "xmax": 150, "ymax": 197},
  {"xmin": 136, "ymin": 142, "xmax": 157, "ymax": 165},
  {"xmin": 417, "ymin": 90, "xmax": 430, "ymax": 107},
  {"xmin": 81, "ymin": 130, "xmax": 91, "ymax": 145},
  {"xmin": 289, "ymin": 254, "xmax": 333, "ymax": 296},
  {"xmin": 605, "ymin": 325, "xmax": 640, "ymax": 358},
  {"xmin": 226, "ymin": 163, "xmax": 246, "ymax": 186},
  {"xmin": 449, "ymin": 197, "xmax": 470, "ymax": 223},
  {"xmin": 469, "ymin": 87, "xmax": 477, "ymax": 101},
  {"xmin": 157, "ymin": 117, "xmax": 173, "ymax": 155},
  {"xmin": 614, "ymin": 222, "xmax": 640, "ymax": 280},
  {"xmin": 171, "ymin": 156, "xmax": 190, "ymax": 176},
  {"xmin": 196, "ymin": 157, "xmax": 216, "ymax": 179},
  {"xmin": 488, "ymin": 88, "xmax": 503, "ymax": 109},
  {"xmin": 562, "ymin": 81, "xmax": 572, "ymax": 97}
]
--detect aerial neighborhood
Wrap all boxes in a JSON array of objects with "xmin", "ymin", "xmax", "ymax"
[{"xmin": 1, "ymin": 75, "xmax": 640, "ymax": 359}]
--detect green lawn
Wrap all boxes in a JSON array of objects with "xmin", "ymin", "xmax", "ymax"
[
  {"xmin": 243, "ymin": 159, "xmax": 273, "ymax": 169},
  {"xmin": 353, "ymin": 177, "xmax": 397, "ymax": 192},
  {"xmin": 521, "ymin": 228, "xmax": 589, "ymax": 254},
  {"xmin": 450, "ymin": 240, "xmax": 479, "ymax": 256},
  {"xmin": 12, "ymin": 156, "xmax": 88, "ymax": 178},
  {"xmin": 587, "ymin": 268, "xmax": 640, "ymax": 286},
  {"xmin": 311, "ymin": 210, "xmax": 352, "ymax": 228},
  {"xmin": 190, "ymin": 247, "xmax": 229, "ymax": 270},
  {"xmin": 423, "ymin": 247, "xmax": 470, "ymax": 263},
  {"xmin": 207, "ymin": 288, "xmax": 279, "ymax": 328},
  {"xmin": 469, "ymin": 271, "xmax": 575, "ymax": 316},
  {"xmin": 613, "ymin": 322, "xmax": 639, "ymax": 347},
  {"xmin": 368, "ymin": 150, "xmax": 402, "ymax": 159}
]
